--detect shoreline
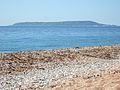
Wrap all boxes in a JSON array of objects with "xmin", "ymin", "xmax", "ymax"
[
  {"xmin": 0, "ymin": 44, "xmax": 120, "ymax": 53},
  {"xmin": 0, "ymin": 45, "xmax": 120, "ymax": 89}
]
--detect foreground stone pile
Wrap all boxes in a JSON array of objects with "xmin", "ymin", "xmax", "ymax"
[{"xmin": 0, "ymin": 45, "xmax": 120, "ymax": 90}]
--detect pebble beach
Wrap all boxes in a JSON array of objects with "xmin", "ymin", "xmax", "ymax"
[{"xmin": 0, "ymin": 45, "xmax": 120, "ymax": 90}]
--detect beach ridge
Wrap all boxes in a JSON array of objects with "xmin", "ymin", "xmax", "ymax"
[{"xmin": 0, "ymin": 45, "xmax": 120, "ymax": 90}]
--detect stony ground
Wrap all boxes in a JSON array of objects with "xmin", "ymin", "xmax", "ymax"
[
  {"xmin": 0, "ymin": 45, "xmax": 120, "ymax": 90},
  {"xmin": 44, "ymin": 70, "xmax": 120, "ymax": 90}
]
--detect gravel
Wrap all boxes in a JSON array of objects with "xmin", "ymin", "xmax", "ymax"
[
  {"xmin": 0, "ymin": 45, "xmax": 120, "ymax": 89},
  {"xmin": 0, "ymin": 58, "xmax": 120, "ymax": 89}
]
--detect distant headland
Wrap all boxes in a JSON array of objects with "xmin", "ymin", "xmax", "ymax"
[{"xmin": 12, "ymin": 21, "xmax": 119, "ymax": 27}]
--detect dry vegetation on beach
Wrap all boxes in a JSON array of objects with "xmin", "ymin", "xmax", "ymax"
[{"xmin": 0, "ymin": 45, "xmax": 120, "ymax": 90}]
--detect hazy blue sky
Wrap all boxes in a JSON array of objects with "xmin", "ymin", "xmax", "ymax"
[{"xmin": 0, "ymin": 0, "xmax": 120, "ymax": 25}]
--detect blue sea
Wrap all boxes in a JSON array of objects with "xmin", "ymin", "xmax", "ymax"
[{"xmin": 0, "ymin": 26, "xmax": 120, "ymax": 52}]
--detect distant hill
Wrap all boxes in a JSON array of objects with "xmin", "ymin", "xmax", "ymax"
[{"xmin": 12, "ymin": 21, "xmax": 118, "ymax": 27}]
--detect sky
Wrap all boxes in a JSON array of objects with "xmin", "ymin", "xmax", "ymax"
[{"xmin": 0, "ymin": 0, "xmax": 120, "ymax": 26}]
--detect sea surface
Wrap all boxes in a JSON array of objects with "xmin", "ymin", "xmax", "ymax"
[{"xmin": 0, "ymin": 26, "xmax": 120, "ymax": 52}]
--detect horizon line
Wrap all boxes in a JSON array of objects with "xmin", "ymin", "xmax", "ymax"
[{"xmin": 0, "ymin": 20, "xmax": 119, "ymax": 27}]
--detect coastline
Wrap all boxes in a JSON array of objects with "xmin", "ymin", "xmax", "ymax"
[{"xmin": 0, "ymin": 45, "xmax": 120, "ymax": 89}]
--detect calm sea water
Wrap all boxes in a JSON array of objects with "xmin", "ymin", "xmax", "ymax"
[{"xmin": 0, "ymin": 26, "xmax": 120, "ymax": 52}]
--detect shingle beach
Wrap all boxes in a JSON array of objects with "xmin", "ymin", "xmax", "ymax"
[{"xmin": 0, "ymin": 45, "xmax": 120, "ymax": 90}]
